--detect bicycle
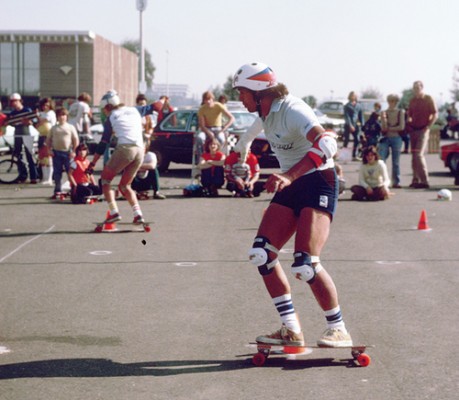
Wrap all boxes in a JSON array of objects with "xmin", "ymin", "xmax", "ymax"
[{"xmin": 0, "ymin": 140, "xmax": 23, "ymax": 183}]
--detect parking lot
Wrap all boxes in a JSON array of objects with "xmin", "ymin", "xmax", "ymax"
[{"xmin": 0, "ymin": 149, "xmax": 458, "ymax": 400}]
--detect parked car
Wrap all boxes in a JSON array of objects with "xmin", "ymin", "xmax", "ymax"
[
  {"xmin": 318, "ymin": 99, "xmax": 388, "ymax": 123},
  {"xmin": 440, "ymin": 141, "xmax": 459, "ymax": 173},
  {"xmin": 150, "ymin": 107, "xmax": 345, "ymax": 171},
  {"xmin": 314, "ymin": 109, "xmax": 344, "ymax": 138},
  {"xmin": 150, "ymin": 108, "xmax": 262, "ymax": 171},
  {"xmin": 0, "ymin": 125, "xmax": 39, "ymax": 154}
]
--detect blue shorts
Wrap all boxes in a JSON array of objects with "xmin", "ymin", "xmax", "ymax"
[{"xmin": 271, "ymin": 168, "xmax": 338, "ymax": 219}]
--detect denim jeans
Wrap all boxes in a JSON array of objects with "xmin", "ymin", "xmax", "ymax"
[
  {"xmin": 52, "ymin": 150, "xmax": 71, "ymax": 193},
  {"xmin": 378, "ymin": 136, "xmax": 402, "ymax": 186},
  {"xmin": 343, "ymin": 125, "xmax": 361, "ymax": 158},
  {"xmin": 14, "ymin": 136, "xmax": 38, "ymax": 181}
]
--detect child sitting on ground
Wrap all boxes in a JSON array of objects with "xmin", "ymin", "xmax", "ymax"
[
  {"xmin": 198, "ymin": 138, "xmax": 226, "ymax": 197},
  {"xmin": 351, "ymin": 145, "xmax": 391, "ymax": 201},
  {"xmin": 69, "ymin": 143, "xmax": 102, "ymax": 204},
  {"xmin": 131, "ymin": 138, "xmax": 166, "ymax": 200},
  {"xmin": 224, "ymin": 150, "xmax": 260, "ymax": 197}
]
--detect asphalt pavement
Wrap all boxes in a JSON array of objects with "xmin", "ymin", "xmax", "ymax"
[{"xmin": 0, "ymin": 146, "xmax": 458, "ymax": 400}]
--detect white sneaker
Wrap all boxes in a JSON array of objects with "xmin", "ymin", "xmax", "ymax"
[{"xmin": 317, "ymin": 328, "xmax": 353, "ymax": 347}]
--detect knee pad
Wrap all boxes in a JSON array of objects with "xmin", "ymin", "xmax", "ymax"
[
  {"xmin": 291, "ymin": 251, "xmax": 323, "ymax": 283},
  {"xmin": 248, "ymin": 236, "xmax": 279, "ymax": 276}
]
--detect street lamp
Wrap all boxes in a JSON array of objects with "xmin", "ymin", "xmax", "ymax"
[{"xmin": 136, "ymin": 0, "xmax": 148, "ymax": 93}]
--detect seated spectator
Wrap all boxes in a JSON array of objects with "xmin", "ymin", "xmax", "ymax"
[
  {"xmin": 131, "ymin": 139, "xmax": 166, "ymax": 200},
  {"xmin": 224, "ymin": 150, "xmax": 260, "ymax": 197},
  {"xmin": 198, "ymin": 138, "xmax": 226, "ymax": 196},
  {"xmin": 69, "ymin": 143, "xmax": 102, "ymax": 204},
  {"xmin": 351, "ymin": 146, "xmax": 391, "ymax": 201}
]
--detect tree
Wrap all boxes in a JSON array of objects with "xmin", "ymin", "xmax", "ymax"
[
  {"xmin": 302, "ymin": 95, "xmax": 317, "ymax": 108},
  {"xmin": 121, "ymin": 40, "xmax": 156, "ymax": 87},
  {"xmin": 361, "ymin": 87, "xmax": 383, "ymax": 99},
  {"xmin": 399, "ymin": 88, "xmax": 414, "ymax": 110},
  {"xmin": 210, "ymin": 75, "xmax": 241, "ymax": 102}
]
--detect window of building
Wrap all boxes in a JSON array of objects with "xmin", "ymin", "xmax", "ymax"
[{"xmin": 0, "ymin": 42, "xmax": 40, "ymax": 96}]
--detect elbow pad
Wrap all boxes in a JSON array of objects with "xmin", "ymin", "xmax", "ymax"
[
  {"xmin": 308, "ymin": 132, "xmax": 337, "ymax": 167},
  {"xmin": 95, "ymin": 141, "xmax": 108, "ymax": 155}
]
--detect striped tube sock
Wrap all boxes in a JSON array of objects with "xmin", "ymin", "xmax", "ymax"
[
  {"xmin": 132, "ymin": 203, "xmax": 142, "ymax": 217},
  {"xmin": 324, "ymin": 305, "xmax": 347, "ymax": 333},
  {"xmin": 273, "ymin": 294, "xmax": 301, "ymax": 334}
]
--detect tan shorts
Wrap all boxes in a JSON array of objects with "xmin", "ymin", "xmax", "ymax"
[{"xmin": 106, "ymin": 144, "xmax": 144, "ymax": 181}]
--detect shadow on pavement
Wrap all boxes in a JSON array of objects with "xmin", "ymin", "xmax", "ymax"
[{"xmin": 0, "ymin": 356, "xmax": 355, "ymax": 379}]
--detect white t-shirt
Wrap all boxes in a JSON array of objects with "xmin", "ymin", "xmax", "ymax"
[
  {"xmin": 107, "ymin": 106, "xmax": 144, "ymax": 147},
  {"xmin": 235, "ymin": 95, "xmax": 333, "ymax": 173},
  {"xmin": 262, "ymin": 95, "xmax": 327, "ymax": 172},
  {"xmin": 68, "ymin": 101, "xmax": 90, "ymax": 132}
]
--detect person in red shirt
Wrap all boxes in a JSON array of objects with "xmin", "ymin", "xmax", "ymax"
[
  {"xmin": 198, "ymin": 138, "xmax": 226, "ymax": 196},
  {"xmin": 407, "ymin": 80, "xmax": 438, "ymax": 189},
  {"xmin": 224, "ymin": 150, "xmax": 260, "ymax": 197},
  {"xmin": 69, "ymin": 143, "xmax": 102, "ymax": 203}
]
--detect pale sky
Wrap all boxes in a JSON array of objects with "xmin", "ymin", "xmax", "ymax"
[{"xmin": 2, "ymin": 0, "xmax": 458, "ymax": 105}]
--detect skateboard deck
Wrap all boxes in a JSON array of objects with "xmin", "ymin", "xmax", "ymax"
[
  {"xmin": 6, "ymin": 110, "xmax": 39, "ymax": 126},
  {"xmin": 248, "ymin": 342, "xmax": 373, "ymax": 367},
  {"xmin": 84, "ymin": 195, "xmax": 101, "ymax": 204},
  {"xmin": 93, "ymin": 221, "xmax": 152, "ymax": 233}
]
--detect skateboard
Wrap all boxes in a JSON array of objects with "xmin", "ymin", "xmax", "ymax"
[
  {"xmin": 53, "ymin": 192, "xmax": 69, "ymax": 201},
  {"xmin": 249, "ymin": 342, "xmax": 373, "ymax": 367},
  {"xmin": 84, "ymin": 195, "xmax": 101, "ymax": 204},
  {"xmin": 137, "ymin": 192, "xmax": 150, "ymax": 201},
  {"xmin": 93, "ymin": 221, "xmax": 152, "ymax": 233},
  {"xmin": 6, "ymin": 109, "xmax": 39, "ymax": 126}
]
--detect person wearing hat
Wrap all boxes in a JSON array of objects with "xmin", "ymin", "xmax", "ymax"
[
  {"xmin": 232, "ymin": 62, "xmax": 352, "ymax": 348},
  {"xmin": 7, "ymin": 93, "xmax": 39, "ymax": 183},
  {"xmin": 88, "ymin": 90, "xmax": 156, "ymax": 224}
]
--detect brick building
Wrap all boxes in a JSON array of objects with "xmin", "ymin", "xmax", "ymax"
[{"xmin": 0, "ymin": 30, "xmax": 138, "ymax": 108}]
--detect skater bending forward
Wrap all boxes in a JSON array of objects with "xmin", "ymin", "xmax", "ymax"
[
  {"xmin": 233, "ymin": 62, "xmax": 352, "ymax": 347},
  {"xmin": 89, "ymin": 90, "xmax": 153, "ymax": 225}
]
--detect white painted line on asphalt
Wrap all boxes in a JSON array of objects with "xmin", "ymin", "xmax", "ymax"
[
  {"xmin": 0, "ymin": 225, "xmax": 55, "ymax": 264},
  {"xmin": 376, "ymin": 261, "xmax": 402, "ymax": 265},
  {"xmin": 175, "ymin": 262, "xmax": 197, "ymax": 267},
  {"xmin": 90, "ymin": 250, "xmax": 113, "ymax": 256},
  {"xmin": 0, "ymin": 346, "xmax": 11, "ymax": 354}
]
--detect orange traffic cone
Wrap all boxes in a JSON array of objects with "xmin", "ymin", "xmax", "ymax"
[
  {"xmin": 417, "ymin": 209, "xmax": 430, "ymax": 231},
  {"xmin": 103, "ymin": 211, "xmax": 117, "ymax": 231}
]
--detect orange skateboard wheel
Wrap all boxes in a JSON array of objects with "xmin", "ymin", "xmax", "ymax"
[
  {"xmin": 144, "ymin": 225, "xmax": 151, "ymax": 233},
  {"xmin": 357, "ymin": 353, "xmax": 371, "ymax": 367},
  {"xmin": 252, "ymin": 352, "xmax": 266, "ymax": 366}
]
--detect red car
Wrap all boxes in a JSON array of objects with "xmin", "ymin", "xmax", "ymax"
[{"xmin": 440, "ymin": 141, "xmax": 459, "ymax": 173}]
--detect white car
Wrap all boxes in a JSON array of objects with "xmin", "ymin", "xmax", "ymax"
[
  {"xmin": 0, "ymin": 125, "xmax": 39, "ymax": 153},
  {"xmin": 314, "ymin": 109, "xmax": 344, "ymax": 137}
]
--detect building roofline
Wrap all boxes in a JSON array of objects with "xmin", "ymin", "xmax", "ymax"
[{"xmin": 0, "ymin": 30, "xmax": 96, "ymax": 43}]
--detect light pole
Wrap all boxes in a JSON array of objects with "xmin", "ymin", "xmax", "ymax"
[
  {"xmin": 136, "ymin": 0, "xmax": 148, "ymax": 93},
  {"xmin": 166, "ymin": 50, "xmax": 169, "ymax": 97}
]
